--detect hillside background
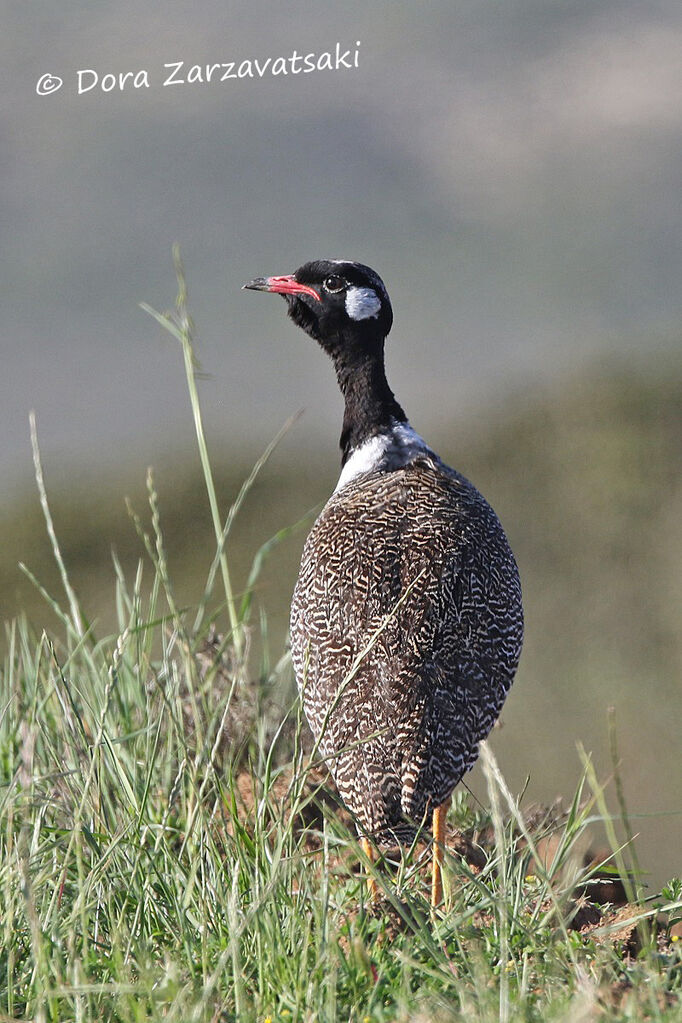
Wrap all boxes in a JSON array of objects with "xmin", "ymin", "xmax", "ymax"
[
  {"xmin": 2, "ymin": 356, "xmax": 680, "ymax": 891},
  {"xmin": 3, "ymin": 1, "xmax": 681, "ymax": 892}
]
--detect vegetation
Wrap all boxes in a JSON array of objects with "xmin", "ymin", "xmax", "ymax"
[{"xmin": 1, "ymin": 260, "xmax": 680, "ymax": 1020}]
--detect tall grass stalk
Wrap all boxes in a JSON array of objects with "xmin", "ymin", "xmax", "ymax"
[
  {"xmin": 29, "ymin": 412, "xmax": 84, "ymax": 641},
  {"xmin": 140, "ymin": 246, "xmax": 243, "ymax": 661}
]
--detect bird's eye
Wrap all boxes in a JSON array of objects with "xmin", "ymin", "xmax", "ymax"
[{"xmin": 324, "ymin": 275, "xmax": 346, "ymax": 293}]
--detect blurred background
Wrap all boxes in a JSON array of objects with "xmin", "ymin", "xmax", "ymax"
[{"xmin": 3, "ymin": 1, "xmax": 681, "ymax": 888}]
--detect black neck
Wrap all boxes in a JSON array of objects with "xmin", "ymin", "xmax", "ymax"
[{"xmin": 332, "ymin": 343, "xmax": 407, "ymax": 464}]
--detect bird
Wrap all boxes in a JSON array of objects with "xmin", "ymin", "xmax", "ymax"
[{"xmin": 243, "ymin": 259, "xmax": 523, "ymax": 906}]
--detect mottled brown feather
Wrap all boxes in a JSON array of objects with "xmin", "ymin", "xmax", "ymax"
[{"xmin": 290, "ymin": 453, "xmax": 523, "ymax": 845}]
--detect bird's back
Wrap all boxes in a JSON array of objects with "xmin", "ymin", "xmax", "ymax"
[{"xmin": 290, "ymin": 455, "xmax": 523, "ymax": 844}]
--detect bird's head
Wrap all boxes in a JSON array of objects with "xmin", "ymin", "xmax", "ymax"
[{"xmin": 243, "ymin": 259, "xmax": 393, "ymax": 360}]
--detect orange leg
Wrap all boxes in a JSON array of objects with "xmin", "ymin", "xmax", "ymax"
[
  {"xmin": 431, "ymin": 798, "xmax": 450, "ymax": 908},
  {"xmin": 361, "ymin": 837, "xmax": 377, "ymax": 901}
]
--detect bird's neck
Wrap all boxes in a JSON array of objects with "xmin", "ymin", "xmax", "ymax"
[{"xmin": 332, "ymin": 343, "xmax": 407, "ymax": 465}]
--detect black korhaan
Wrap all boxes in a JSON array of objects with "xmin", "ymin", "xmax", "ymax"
[{"xmin": 244, "ymin": 259, "xmax": 523, "ymax": 905}]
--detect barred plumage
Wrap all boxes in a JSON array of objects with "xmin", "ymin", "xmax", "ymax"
[
  {"xmin": 244, "ymin": 259, "xmax": 523, "ymax": 899},
  {"xmin": 290, "ymin": 456, "xmax": 522, "ymax": 845}
]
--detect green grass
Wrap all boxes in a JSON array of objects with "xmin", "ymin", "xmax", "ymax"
[{"xmin": 1, "ymin": 257, "xmax": 680, "ymax": 1021}]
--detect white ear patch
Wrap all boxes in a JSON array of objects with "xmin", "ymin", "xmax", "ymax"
[{"xmin": 345, "ymin": 286, "xmax": 381, "ymax": 321}]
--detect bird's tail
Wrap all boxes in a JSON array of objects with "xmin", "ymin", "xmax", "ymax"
[{"xmin": 364, "ymin": 817, "xmax": 430, "ymax": 849}]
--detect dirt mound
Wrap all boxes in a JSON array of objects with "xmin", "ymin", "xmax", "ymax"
[{"xmin": 226, "ymin": 760, "xmax": 678, "ymax": 958}]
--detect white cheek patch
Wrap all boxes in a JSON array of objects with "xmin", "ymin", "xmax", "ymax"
[{"xmin": 345, "ymin": 286, "xmax": 381, "ymax": 321}]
